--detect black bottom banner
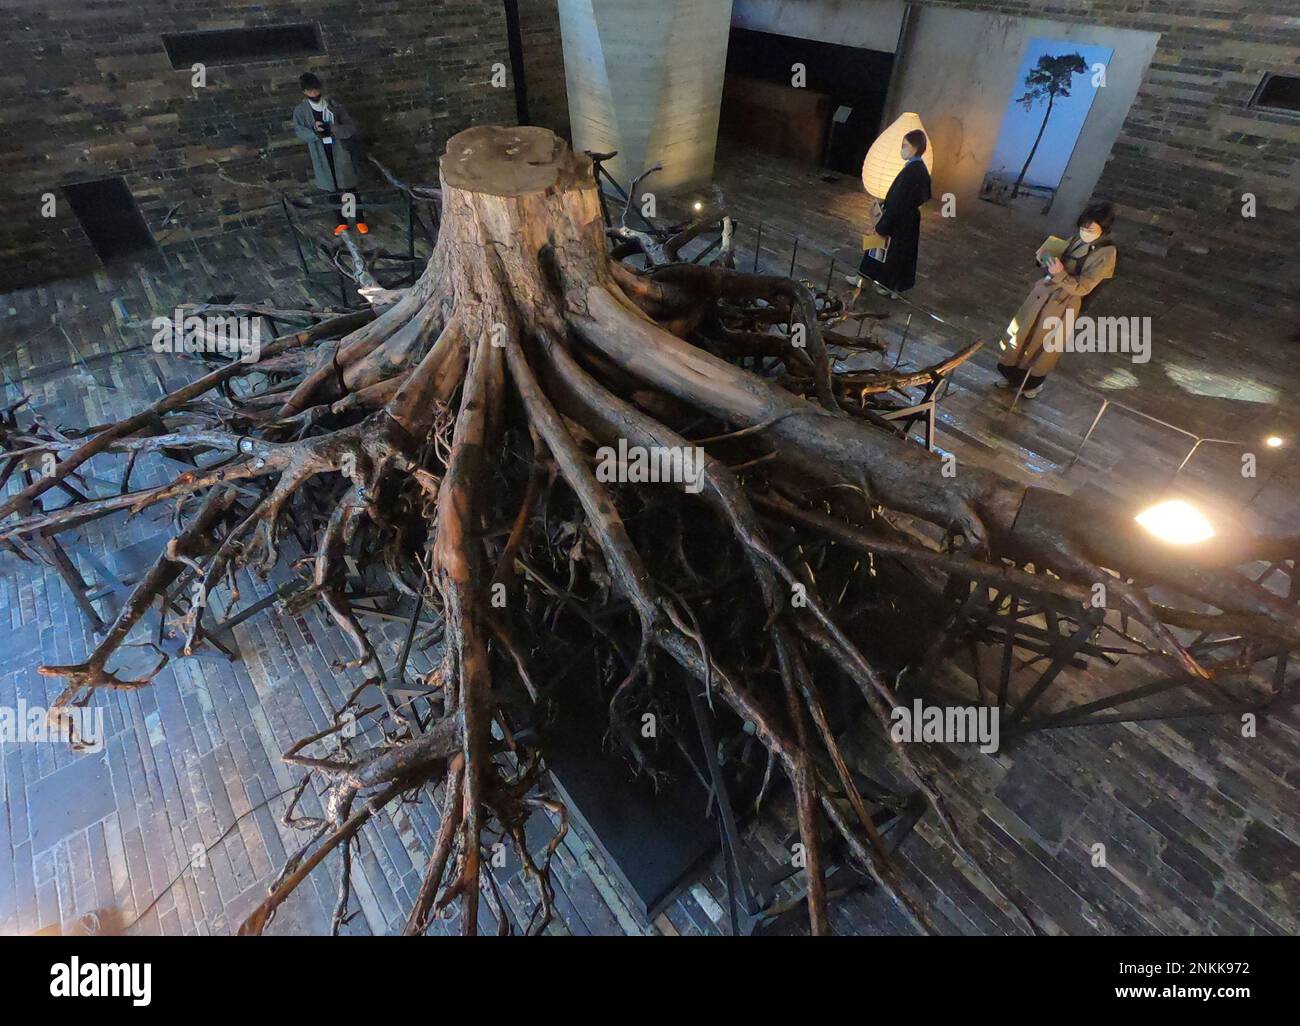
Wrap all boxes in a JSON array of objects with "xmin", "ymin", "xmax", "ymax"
[{"xmin": 0, "ymin": 935, "xmax": 1288, "ymax": 1014}]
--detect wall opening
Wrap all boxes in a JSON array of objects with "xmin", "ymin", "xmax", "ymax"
[
  {"xmin": 721, "ymin": 28, "xmax": 894, "ymax": 174},
  {"xmin": 1250, "ymin": 73, "xmax": 1300, "ymax": 115},
  {"xmin": 161, "ymin": 24, "xmax": 323, "ymax": 69},
  {"xmin": 62, "ymin": 178, "xmax": 156, "ymax": 265}
]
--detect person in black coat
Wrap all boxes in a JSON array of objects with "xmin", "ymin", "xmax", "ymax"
[{"xmin": 854, "ymin": 129, "xmax": 931, "ymax": 297}]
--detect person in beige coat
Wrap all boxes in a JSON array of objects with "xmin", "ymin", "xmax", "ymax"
[{"xmin": 996, "ymin": 202, "xmax": 1117, "ymax": 398}]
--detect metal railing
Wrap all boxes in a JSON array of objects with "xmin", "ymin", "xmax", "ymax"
[
  {"xmin": 728, "ymin": 215, "xmax": 984, "ymax": 377},
  {"xmin": 670, "ymin": 213, "xmax": 1292, "ymax": 517}
]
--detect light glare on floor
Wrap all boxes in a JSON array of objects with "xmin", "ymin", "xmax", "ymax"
[{"xmin": 1135, "ymin": 499, "xmax": 1216, "ymax": 545}]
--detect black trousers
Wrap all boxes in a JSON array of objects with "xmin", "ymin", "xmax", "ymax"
[
  {"xmin": 996, "ymin": 362, "xmax": 1046, "ymax": 391},
  {"xmin": 323, "ymin": 146, "xmax": 363, "ymax": 221}
]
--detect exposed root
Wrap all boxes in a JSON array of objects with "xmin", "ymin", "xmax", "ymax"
[{"xmin": 7, "ymin": 126, "xmax": 1296, "ymax": 937}]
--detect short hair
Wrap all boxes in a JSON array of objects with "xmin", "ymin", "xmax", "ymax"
[
  {"xmin": 1078, "ymin": 201, "xmax": 1115, "ymax": 233},
  {"xmin": 299, "ymin": 73, "xmax": 322, "ymax": 91},
  {"xmin": 903, "ymin": 130, "xmax": 928, "ymax": 156}
]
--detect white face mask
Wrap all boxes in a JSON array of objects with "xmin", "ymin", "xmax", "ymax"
[
  {"xmin": 1079, "ymin": 225, "xmax": 1102, "ymax": 244},
  {"xmin": 900, "ymin": 146, "xmax": 913, "ymax": 161}
]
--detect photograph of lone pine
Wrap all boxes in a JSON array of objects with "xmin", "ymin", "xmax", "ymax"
[{"xmin": 1, "ymin": 0, "xmax": 1296, "ymax": 963}]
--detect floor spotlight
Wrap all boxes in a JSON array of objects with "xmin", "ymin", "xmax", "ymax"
[{"xmin": 1135, "ymin": 499, "xmax": 1216, "ymax": 545}]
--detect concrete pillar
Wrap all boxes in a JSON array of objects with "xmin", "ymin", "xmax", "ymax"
[{"xmin": 558, "ymin": 0, "xmax": 734, "ymax": 194}]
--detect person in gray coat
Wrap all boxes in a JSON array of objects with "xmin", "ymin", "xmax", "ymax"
[{"xmin": 292, "ymin": 73, "xmax": 367, "ymax": 235}]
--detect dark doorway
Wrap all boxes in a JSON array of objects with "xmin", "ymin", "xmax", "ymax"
[
  {"xmin": 721, "ymin": 28, "xmax": 894, "ymax": 175},
  {"xmin": 63, "ymin": 178, "xmax": 157, "ymax": 265}
]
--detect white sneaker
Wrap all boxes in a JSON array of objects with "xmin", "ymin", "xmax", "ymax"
[
  {"xmin": 1021, "ymin": 385, "xmax": 1043, "ymax": 399},
  {"xmin": 844, "ymin": 273, "xmax": 864, "ymax": 288},
  {"xmin": 994, "ymin": 377, "xmax": 1011, "ymax": 389}
]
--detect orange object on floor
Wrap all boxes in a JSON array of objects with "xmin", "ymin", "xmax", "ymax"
[
  {"xmin": 355, "ymin": 222, "xmax": 369, "ymax": 235},
  {"xmin": 333, "ymin": 224, "xmax": 349, "ymax": 236}
]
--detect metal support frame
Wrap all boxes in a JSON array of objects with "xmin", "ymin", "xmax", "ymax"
[
  {"xmin": 586, "ymin": 150, "xmax": 662, "ymax": 237},
  {"xmin": 732, "ymin": 218, "xmax": 971, "ymax": 457},
  {"xmin": 908, "ymin": 559, "xmax": 1298, "ymax": 737},
  {"xmin": 36, "ymin": 534, "xmax": 109, "ymax": 633},
  {"xmin": 682, "ymin": 672, "xmax": 772, "ymax": 934},
  {"xmin": 749, "ymin": 779, "xmax": 926, "ymax": 936},
  {"xmin": 278, "ymin": 188, "xmax": 419, "ymax": 308},
  {"xmin": 406, "ymin": 194, "xmax": 417, "ymax": 286},
  {"xmin": 683, "ymin": 675, "xmax": 924, "ymax": 934},
  {"xmin": 152, "ymin": 576, "xmax": 240, "ymax": 667},
  {"xmin": 875, "ymin": 372, "xmax": 945, "ymax": 452},
  {"xmin": 209, "ymin": 556, "xmax": 445, "ymax": 733},
  {"xmin": 363, "ymin": 592, "xmax": 446, "ymax": 735}
]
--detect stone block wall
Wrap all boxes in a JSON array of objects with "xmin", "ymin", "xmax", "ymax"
[
  {"xmin": 922, "ymin": 1, "xmax": 1300, "ymax": 314},
  {"xmin": 0, "ymin": 0, "xmax": 521, "ymax": 289}
]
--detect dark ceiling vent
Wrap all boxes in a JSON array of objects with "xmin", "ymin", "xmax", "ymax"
[
  {"xmin": 161, "ymin": 24, "xmax": 323, "ymax": 69},
  {"xmin": 1249, "ymin": 72, "xmax": 1300, "ymax": 115}
]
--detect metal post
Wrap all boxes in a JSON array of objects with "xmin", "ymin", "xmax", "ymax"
[
  {"xmin": 1007, "ymin": 607, "xmax": 1104, "ymax": 725},
  {"xmin": 683, "ymin": 678, "xmax": 765, "ymax": 934},
  {"xmin": 997, "ymin": 594, "xmax": 1019, "ymax": 710},
  {"xmin": 593, "ymin": 158, "xmax": 612, "ymax": 228},
  {"xmin": 1173, "ymin": 438, "xmax": 1205, "ymax": 477},
  {"xmin": 283, "ymin": 196, "xmax": 310, "ymax": 277},
  {"xmin": 406, "ymin": 194, "xmax": 417, "ymax": 286},
  {"xmin": 1008, "ymin": 361, "xmax": 1031, "ymax": 411},
  {"xmin": 892, "ymin": 312, "xmax": 913, "ymax": 369},
  {"xmin": 753, "ymin": 222, "xmax": 762, "ymax": 273},
  {"xmin": 1067, "ymin": 398, "xmax": 1110, "ymax": 470},
  {"xmin": 788, "ymin": 237, "xmax": 799, "ymax": 278}
]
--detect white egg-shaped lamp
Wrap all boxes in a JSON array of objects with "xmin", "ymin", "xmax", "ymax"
[{"xmin": 861, "ymin": 112, "xmax": 934, "ymax": 200}]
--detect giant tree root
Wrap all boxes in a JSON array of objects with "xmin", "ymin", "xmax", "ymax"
[{"xmin": 5, "ymin": 126, "xmax": 1298, "ymax": 936}]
